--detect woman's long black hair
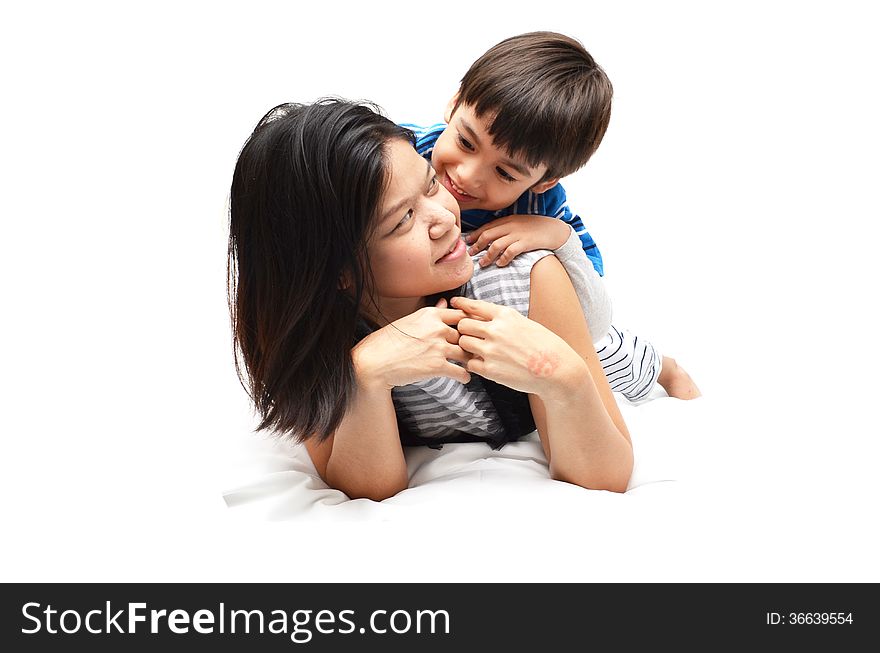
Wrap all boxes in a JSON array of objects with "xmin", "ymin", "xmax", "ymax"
[{"xmin": 228, "ymin": 99, "xmax": 414, "ymax": 442}]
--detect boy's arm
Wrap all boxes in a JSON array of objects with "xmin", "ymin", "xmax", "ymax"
[
  {"xmin": 466, "ymin": 214, "xmax": 571, "ymax": 267},
  {"xmin": 551, "ymin": 202, "xmax": 604, "ymax": 277},
  {"xmin": 466, "ymin": 183, "xmax": 605, "ymax": 275}
]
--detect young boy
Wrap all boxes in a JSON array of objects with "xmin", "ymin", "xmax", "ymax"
[{"xmin": 404, "ymin": 31, "xmax": 699, "ymax": 400}]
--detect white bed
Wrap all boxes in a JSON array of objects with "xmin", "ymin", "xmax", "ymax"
[{"xmin": 222, "ymin": 387, "xmax": 710, "ymax": 521}]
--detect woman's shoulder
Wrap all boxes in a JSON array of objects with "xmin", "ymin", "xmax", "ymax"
[{"xmin": 465, "ymin": 250, "xmax": 555, "ymax": 316}]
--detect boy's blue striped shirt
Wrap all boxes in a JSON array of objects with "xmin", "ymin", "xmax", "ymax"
[{"xmin": 403, "ymin": 122, "xmax": 604, "ymax": 276}]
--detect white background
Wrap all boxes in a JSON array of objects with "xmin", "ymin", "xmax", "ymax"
[{"xmin": 1, "ymin": 0, "xmax": 878, "ymax": 582}]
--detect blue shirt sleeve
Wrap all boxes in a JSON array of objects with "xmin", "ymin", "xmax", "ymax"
[
  {"xmin": 401, "ymin": 122, "xmax": 445, "ymax": 159},
  {"xmin": 536, "ymin": 184, "xmax": 604, "ymax": 277}
]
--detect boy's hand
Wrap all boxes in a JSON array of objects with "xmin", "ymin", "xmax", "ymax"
[{"xmin": 465, "ymin": 215, "xmax": 571, "ymax": 268}]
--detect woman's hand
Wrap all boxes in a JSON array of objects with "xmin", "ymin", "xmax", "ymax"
[
  {"xmin": 451, "ymin": 295, "xmax": 587, "ymax": 399},
  {"xmin": 354, "ymin": 298, "xmax": 472, "ymax": 389}
]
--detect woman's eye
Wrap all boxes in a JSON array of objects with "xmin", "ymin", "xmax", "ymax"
[
  {"xmin": 457, "ymin": 135, "xmax": 474, "ymax": 151},
  {"xmin": 393, "ymin": 209, "xmax": 414, "ymax": 232},
  {"xmin": 497, "ymin": 167, "xmax": 516, "ymax": 182}
]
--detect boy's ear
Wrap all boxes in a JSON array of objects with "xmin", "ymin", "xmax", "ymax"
[
  {"xmin": 529, "ymin": 178, "xmax": 560, "ymax": 194},
  {"xmin": 443, "ymin": 92, "xmax": 460, "ymax": 123}
]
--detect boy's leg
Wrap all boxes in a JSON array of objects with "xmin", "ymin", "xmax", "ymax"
[
  {"xmin": 595, "ymin": 325, "xmax": 661, "ymax": 401},
  {"xmin": 595, "ymin": 325, "xmax": 700, "ymax": 401},
  {"xmin": 657, "ymin": 356, "xmax": 701, "ymax": 400}
]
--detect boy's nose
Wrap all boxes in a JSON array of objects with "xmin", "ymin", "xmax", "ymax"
[{"xmin": 455, "ymin": 162, "xmax": 482, "ymax": 191}]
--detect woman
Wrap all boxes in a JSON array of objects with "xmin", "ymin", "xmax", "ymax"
[{"xmin": 228, "ymin": 99, "xmax": 632, "ymax": 500}]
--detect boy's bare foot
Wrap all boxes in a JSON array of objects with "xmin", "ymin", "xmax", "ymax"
[{"xmin": 658, "ymin": 356, "xmax": 701, "ymax": 399}]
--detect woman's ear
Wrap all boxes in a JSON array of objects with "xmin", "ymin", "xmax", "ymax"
[
  {"xmin": 338, "ymin": 269, "xmax": 352, "ymax": 291},
  {"xmin": 529, "ymin": 178, "xmax": 560, "ymax": 194},
  {"xmin": 444, "ymin": 92, "xmax": 460, "ymax": 123}
]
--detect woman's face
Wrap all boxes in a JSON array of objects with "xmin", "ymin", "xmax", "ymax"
[{"xmin": 364, "ymin": 138, "xmax": 473, "ymax": 319}]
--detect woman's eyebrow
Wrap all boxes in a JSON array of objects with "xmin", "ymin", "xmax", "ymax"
[
  {"xmin": 382, "ymin": 197, "xmax": 409, "ymax": 223},
  {"xmin": 381, "ymin": 160, "xmax": 433, "ymax": 223}
]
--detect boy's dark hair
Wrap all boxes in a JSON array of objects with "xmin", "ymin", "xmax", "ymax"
[
  {"xmin": 228, "ymin": 99, "xmax": 414, "ymax": 442},
  {"xmin": 454, "ymin": 31, "xmax": 613, "ymax": 181}
]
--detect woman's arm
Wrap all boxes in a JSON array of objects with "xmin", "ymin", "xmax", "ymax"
[
  {"xmin": 304, "ymin": 300, "xmax": 471, "ymax": 501},
  {"xmin": 552, "ymin": 227, "xmax": 613, "ymax": 344},
  {"xmin": 453, "ymin": 256, "xmax": 632, "ymax": 493},
  {"xmin": 304, "ymin": 355, "xmax": 408, "ymax": 502},
  {"xmin": 526, "ymin": 255, "xmax": 632, "ymax": 492}
]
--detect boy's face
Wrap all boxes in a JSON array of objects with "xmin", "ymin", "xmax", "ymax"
[{"xmin": 431, "ymin": 97, "xmax": 559, "ymax": 212}]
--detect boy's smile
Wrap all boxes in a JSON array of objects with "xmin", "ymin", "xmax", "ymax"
[
  {"xmin": 431, "ymin": 98, "xmax": 559, "ymax": 212},
  {"xmin": 443, "ymin": 173, "xmax": 475, "ymax": 203}
]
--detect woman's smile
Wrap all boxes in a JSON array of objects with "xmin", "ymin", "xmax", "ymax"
[
  {"xmin": 435, "ymin": 235, "xmax": 466, "ymax": 263},
  {"xmin": 365, "ymin": 139, "xmax": 473, "ymax": 305}
]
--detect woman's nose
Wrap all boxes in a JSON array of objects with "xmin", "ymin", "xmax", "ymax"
[{"xmin": 428, "ymin": 205, "xmax": 456, "ymax": 239}]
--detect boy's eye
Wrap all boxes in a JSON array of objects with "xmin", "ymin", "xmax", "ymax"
[
  {"xmin": 497, "ymin": 167, "xmax": 517, "ymax": 182},
  {"xmin": 457, "ymin": 134, "xmax": 474, "ymax": 151},
  {"xmin": 428, "ymin": 175, "xmax": 438, "ymax": 194}
]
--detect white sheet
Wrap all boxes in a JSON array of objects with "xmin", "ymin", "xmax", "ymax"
[{"xmin": 222, "ymin": 387, "xmax": 709, "ymax": 521}]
